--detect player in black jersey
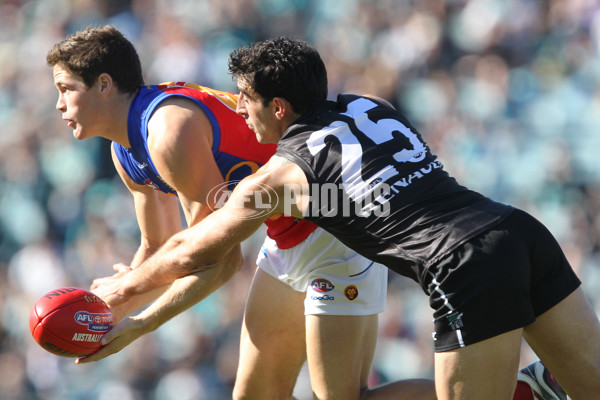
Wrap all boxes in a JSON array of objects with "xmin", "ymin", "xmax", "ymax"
[
  {"xmin": 87, "ymin": 37, "xmax": 600, "ymax": 399},
  {"xmin": 226, "ymin": 37, "xmax": 600, "ymax": 400}
]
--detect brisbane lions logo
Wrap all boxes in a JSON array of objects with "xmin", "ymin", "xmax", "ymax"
[{"xmin": 344, "ymin": 285, "xmax": 358, "ymax": 301}]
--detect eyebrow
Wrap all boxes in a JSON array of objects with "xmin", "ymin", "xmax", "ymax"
[{"xmin": 54, "ymin": 80, "xmax": 70, "ymax": 89}]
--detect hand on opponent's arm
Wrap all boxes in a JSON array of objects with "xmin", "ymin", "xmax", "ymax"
[
  {"xmin": 77, "ymin": 157, "xmax": 308, "ymax": 363},
  {"xmin": 90, "ymin": 263, "xmax": 172, "ymax": 323},
  {"xmin": 77, "ymin": 228, "xmax": 245, "ymax": 364},
  {"xmin": 101, "ymin": 156, "xmax": 306, "ymax": 302}
]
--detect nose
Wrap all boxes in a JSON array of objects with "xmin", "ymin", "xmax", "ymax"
[
  {"xmin": 55, "ymin": 93, "xmax": 66, "ymax": 112},
  {"xmin": 236, "ymin": 93, "xmax": 246, "ymax": 117}
]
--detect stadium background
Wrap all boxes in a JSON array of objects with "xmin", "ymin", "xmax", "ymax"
[{"xmin": 1, "ymin": 0, "xmax": 599, "ymax": 399}]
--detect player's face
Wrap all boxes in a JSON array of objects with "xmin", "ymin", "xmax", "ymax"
[
  {"xmin": 52, "ymin": 65, "xmax": 102, "ymax": 140},
  {"xmin": 235, "ymin": 79, "xmax": 282, "ymax": 144}
]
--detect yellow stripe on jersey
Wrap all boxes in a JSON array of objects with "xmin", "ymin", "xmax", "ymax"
[{"xmin": 158, "ymin": 82, "xmax": 239, "ymax": 111}]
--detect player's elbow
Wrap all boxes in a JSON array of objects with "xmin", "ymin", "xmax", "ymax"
[
  {"xmin": 230, "ymin": 245, "xmax": 244, "ymax": 274},
  {"xmin": 223, "ymin": 245, "xmax": 244, "ymax": 278},
  {"xmin": 163, "ymin": 227, "xmax": 244, "ymax": 279},
  {"xmin": 202, "ymin": 245, "xmax": 244, "ymax": 288},
  {"xmin": 189, "ymin": 243, "xmax": 244, "ymax": 278}
]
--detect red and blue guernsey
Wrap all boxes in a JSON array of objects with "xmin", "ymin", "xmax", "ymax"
[{"xmin": 112, "ymin": 82, "xmax": 316, "ymax": 249}]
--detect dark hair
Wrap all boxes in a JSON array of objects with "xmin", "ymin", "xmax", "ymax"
[
  {"xmin": 228, "ymin": 36, "xmax": 328, "ymax": 114},
  {"xmin": 46, "ymin": 25, "xmax": 143, "ymax": 95}
]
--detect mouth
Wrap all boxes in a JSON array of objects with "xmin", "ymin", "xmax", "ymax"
[{"xmin": 64, "ymin": 119, "xmax": 75, "ymax": 128}]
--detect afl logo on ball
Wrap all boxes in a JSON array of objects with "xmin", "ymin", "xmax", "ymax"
[
  {"xmin": 311, "ymin": 278, "xmax": 334, "ymax": 292},
  {"xmin": 344, "ymin": 285, "xmax": 359, "ymax": 301}
]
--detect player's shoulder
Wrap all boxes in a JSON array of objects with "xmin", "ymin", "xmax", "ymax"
[
  {"xmin": 147, "ymin": 96, "xmax": 213, "ymax": 152},
  {"xmin": 151, "ymin": 95, "xmax": 207, "ymax": 119},
  {"xmin": 255, "ymin": 156, "xmax": 308, "ymax": 195},
  {"xmin": 228, "ymin": 156, "xmax": 307, "ymax": 218}
]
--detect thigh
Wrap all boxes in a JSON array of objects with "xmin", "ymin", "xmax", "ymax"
[
  {"xmin": 434, "ymin": 328, "xmax": 523, "ymax": 400},
  {"xmin": 523, "ymin": 287, "xmax": 600, "ymax": 400},
  {"xmin": 254, "ymin": 227, "xmax": 388, "ymax": 399},
  {"xmin": 233, "ymin": 268, "xmax": 307, "ymax": 400},
  {"xmin": 305, "ymin": 313, "xmax": 378, "ymax": 400}
]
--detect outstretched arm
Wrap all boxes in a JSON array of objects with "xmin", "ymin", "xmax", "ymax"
[
  {"xmin": 77, "ymin": 157, "xmax": 309, "ymax": 363},
  {"xmin": 110, "ymin": 156, "xmax": 306, "ymax": 299}
]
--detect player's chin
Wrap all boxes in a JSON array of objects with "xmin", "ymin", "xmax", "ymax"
[
  {"xmin": 254, "ymin": 132, "xmax": 276, "ymax": 144},
  {"xmin": 72, "ymin": 125, "xmax": 89, "ymax": 141},
  {"xmin": 71, "ymin": 128, "xmax": 83, "ymax": 140},
  {"xmin": 254, "ymin": 132, "xmax": 265, "ymax": 143},
  {"xmin": 73, "ymin": 128, "xmax": 87, "ymax": 140},
  {"xmin": 73, "ymin": 132, "xmax": 87, "ymax": 141}
]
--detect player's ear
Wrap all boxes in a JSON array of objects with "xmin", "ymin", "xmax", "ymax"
[
  {"xmin": 97, "ymin": 73, "xmax": 114, "ymax": 95},
  {"xmin": 272, "ymin": 96, "xmax": 293, "ymax": 120}
]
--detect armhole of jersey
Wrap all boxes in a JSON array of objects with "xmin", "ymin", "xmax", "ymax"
[
  {"xmin": 111, "ymin": 141, "xmax": 135, "ymax": 180},
  {"xmin": 276, "ymin": 150, "xmax": 316, "ymax": 185},
  {"xmin": 137, "ymin": 92, "xmax": 170, "ymax": 178},
  {"xmin": 198, "ymin": 100, "xmax": 221, "ymax": 155}
]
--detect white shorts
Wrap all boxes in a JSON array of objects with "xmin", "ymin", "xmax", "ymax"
[{"xmin": 256, "ymin": 228, "xmax": 387, "ymax": 316}]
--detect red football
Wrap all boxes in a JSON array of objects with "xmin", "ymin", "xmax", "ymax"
[{"xmin": 29, "ymin": 287, "xmax": 113, "ymax": 358}]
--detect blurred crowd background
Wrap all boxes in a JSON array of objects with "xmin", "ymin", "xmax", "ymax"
[{"xmin": 1, "ymin": 0, "xmax": 599, "ymax": 399}]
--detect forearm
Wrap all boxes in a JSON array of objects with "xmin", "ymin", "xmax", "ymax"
[
  {"xmin": 102, "ymin": 243, "xmax": 163, "ymax": 321},
  {"xmin": 129, "ymin": 243, "xmax": 157, "ymax": 269},
  {"xmin": 108, "ymin": 285, "xmax": 170, "ymax": 323},
  {"xmin": 132, "ymin": 249, "xmax": 243, "ymax": 333},
  {"xmin": 130, "ymin": 232, "xmax": 173, "ymax": 269},
  {"xmin": 117, "ymin": 170, "xmax": 277, "ymax": 298},
  {"xmin": 120, "ymin": 216, "xmax": 247, "ymax": 297},
  {"xmin": 77, "ymin": 240, "xmax": 244, "ymax": 364}
]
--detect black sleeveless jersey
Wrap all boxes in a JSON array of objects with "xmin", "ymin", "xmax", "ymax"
[{"xmin": 275, "ymin": 94, "xmax": 513, "ymax": 283}]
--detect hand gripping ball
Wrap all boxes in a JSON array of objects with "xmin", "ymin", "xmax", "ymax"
[{"xmin": 29, "ymin": 287, "xmax": 113, "ymax": 357}]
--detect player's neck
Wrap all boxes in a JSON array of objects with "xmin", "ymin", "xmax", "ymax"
[
  {"xmin": 99, "ymin": 91, "xmax": 135, "ymax": 148},
  {"xmin": 278, "ymin": 109, "xmax": 301, "ymax": 141}
]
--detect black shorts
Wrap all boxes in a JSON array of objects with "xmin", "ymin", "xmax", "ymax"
[{"xmin": 423, "ymin": 208, "xmax": 581, "ymax": 352}]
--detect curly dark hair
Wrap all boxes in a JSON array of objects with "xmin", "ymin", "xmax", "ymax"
[
  {"xmin": 46, "ymin": 25, "xmax": 143, "ymax": 95},
  {"xmin": 228, "ymin": 36, "xmax": 328, "ymax": 114}
]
